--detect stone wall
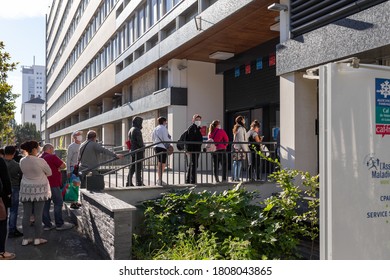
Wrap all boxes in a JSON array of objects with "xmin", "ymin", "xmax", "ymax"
[{"xmin": 79, "ymin": 190, "xmax": 137, "ymax": 260}]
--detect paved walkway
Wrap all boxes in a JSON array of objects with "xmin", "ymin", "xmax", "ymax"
[{"xmin": 5, "ymin": 204, "xmax": 104, "ymax": 260}]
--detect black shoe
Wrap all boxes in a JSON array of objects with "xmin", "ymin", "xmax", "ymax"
[
  {"xmin": 8, "ymin": 229, "xmax": 23, "ymax": 238},
  {"xmin": 126, "ymin": 182, "xmax": 134, "ymax": 187},
  {"xmin": 136, "ymin": 183, "xmax": 145, "ymax": 186},
  {"xmin": 215, "ymin": 177, "xmax": 220, "ymax": 183}
]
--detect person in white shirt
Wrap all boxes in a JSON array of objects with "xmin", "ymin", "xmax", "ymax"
[
  {"xmin": 152, "ymin": 117, "xmax": 172, "ymax": 186},
  {"xmin": 66, "ymin": 130, "xmax": 83, "ymax": 178}
]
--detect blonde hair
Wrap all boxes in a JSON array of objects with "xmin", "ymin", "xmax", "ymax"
[
  {"xmin": 208, "ymin": 120, "xmax": 220, "ymax": 134},
  {"xmin": 232, "ymin": 115, "xmax": 245, "ymax": 134}
]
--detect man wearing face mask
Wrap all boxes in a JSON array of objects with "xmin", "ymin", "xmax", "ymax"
[
  {"xmin": 185, "ymin": 114, "xmax": 203, "ymax": 184},
  {"xmin": 67, "ymin": 130, "xmax": 83, "ymax": 178}
]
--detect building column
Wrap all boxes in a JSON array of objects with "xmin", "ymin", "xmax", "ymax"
[
  {"xmin": 280, "ymin": 72, "xmax": 318, "ymax": 175},
  {"xmin": 122, "ymin": 119, "xmax": 130, "ymax": 150},
  {"xmin": 89, "ymin": 105, "xmax": 99, "ymax": 118},
  {"xmin": 102, "ymin": 97, "xmax": 113, "ymax": 113},
  {"xmin": 102, "ymin": 124, "xmax": 115, "ymax": 146}
]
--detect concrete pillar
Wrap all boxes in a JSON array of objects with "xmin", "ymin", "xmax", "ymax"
[
  {"xmin": 122, "ymin": 118, "xmax": 130, "ymax": 150},
  {"xmin": 71, "ymin": 115, "xmax": 78, "ymax": 125},
  {"xmin": 102, "ymin": 97, "xmax": 113, "ymax": 113},
  {"xmin": 89, "ymin": 105, "xmax": 99, "ymax": 118},
  {"xmin": 79, "ymin": 110, "xmax": 88, "ymax": 122},
  {"xmin": 102, "ymin": 124, "xmax": 115, "ymax": 146},
  {"xmin": 280, "ymin": 72, "xmax": 318, "ymax": 175}
]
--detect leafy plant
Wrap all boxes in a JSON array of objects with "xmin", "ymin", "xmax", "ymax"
[{"xmin": 133, "ymin": 151, "xmax": 319, "ymax": 260}]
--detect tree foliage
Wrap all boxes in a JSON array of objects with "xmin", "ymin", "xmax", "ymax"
[
  {"xmin": 0, "ymin": 41, "xmax": 19, "ymax": 141},
  {"xmin": 14, "ymin": 122, "xmax": 41, "ymax": 145}
]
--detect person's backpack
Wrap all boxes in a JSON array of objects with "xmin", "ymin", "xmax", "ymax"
[{"xmin": 177, "ymin": 130, "xmax": 188, "ymax": 151}]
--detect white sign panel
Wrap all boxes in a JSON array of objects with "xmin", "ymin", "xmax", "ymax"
[{"xmin": 319, "ymin": 62, "xmax": 390, "ymax": 259}]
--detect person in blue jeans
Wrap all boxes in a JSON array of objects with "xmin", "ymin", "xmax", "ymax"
[
  {"xmin": 40, "ymin": 144, "xmax": 74, "ymax": 231},
  {"xmin": 231, "ymin": 115, "xmax": 250, "ymax": 181},
  {"xmin": 4, "ymin": 146, "xmax": 23, "ymax": 238}
]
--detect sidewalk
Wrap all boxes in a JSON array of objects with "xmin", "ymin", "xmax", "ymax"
[{"xmin": 5, "ymin": 204, "xmax": 104, "ymax": 260}]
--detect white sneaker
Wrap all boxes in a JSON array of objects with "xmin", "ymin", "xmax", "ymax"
[
  {"xmin": 56, "ymin": 222, "xmax": 75, "ymax": 231},
  {"xmin": 156, "ymin": 180, "xmax": 166, "ymax": 186}
]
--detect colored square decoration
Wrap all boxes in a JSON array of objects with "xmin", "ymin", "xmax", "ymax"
[
  {"xmin": 245, "ymin": 64, "xmax": 251, "ymax": 74},
  {"xmin": 269, "ymin": 53, "xmax": 276, "ymax": 66}
]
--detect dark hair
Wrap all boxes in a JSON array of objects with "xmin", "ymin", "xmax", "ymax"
[
  {"xmin": 250, "ymin": 120, "xmax": 260, "ymax": 129},
  {"xmin": 4, "ymin": 145, "xmax": 16, "ymax": 155},
  {"xmin": 158, "ymin": 116, "xmax": 167, "ymax": 125},
  {"xmin": 20, "ymin": 140, "xmax": 39, "ymax": 154},
  {"xmin": 87, "ymin": 130, "xmax": 97, "ymax": 140},
  {"xmin": 0, "ymin": 148, "xmax": 4, "ymax": 156}
]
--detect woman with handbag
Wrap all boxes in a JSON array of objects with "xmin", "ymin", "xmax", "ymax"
[
  {"xmin": 152, "ymin": 116, "xmax": 173, "ymax": 186},
  {"xmin": 208, "ymin": 120, "xmax": 229, "ymax": 182},
  {"xmin": 231, "ymin": 116, "xmax": 250, "ymax": 181},
  {"xmin": 19, "ymin": 140, "xmax": 52, "ymax": 246},
  {"xmin": 0, "ymin": 157, "xmax": 16, "ymax": 259}
]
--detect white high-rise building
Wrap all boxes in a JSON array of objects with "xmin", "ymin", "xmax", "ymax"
[
  {"xmin": 21, "ymin": 64, "xmax": 46, "ymax": 131},
  {"xmin": 21, "ymin": 64, "xmax": 46, "ymax": 103}
]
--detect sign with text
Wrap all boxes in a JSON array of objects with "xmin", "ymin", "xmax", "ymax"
[
  {"xmin": 375, "ymin": 78, "xmax": 390, "ymax": 137},
  {"xmin": 319, "ymin": 63, "xmax": 390, "ymax": 259}
]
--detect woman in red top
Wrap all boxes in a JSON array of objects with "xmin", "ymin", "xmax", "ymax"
[{"xmin": 208, "ymin": 120, "xmax": 229, "ymax": 182}]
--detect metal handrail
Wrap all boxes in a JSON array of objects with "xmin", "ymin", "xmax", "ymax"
[{"xmin": 80, "ymin": 140, "xmax": 277, "ymax": 188}]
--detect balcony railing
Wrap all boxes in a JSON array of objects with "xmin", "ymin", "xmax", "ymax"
[{"xmin": 80, "ymin": 140, "xmax": 278, "ymax": 188}]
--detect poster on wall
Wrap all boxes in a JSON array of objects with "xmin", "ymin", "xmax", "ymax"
[{"xmin": 319, "ymin": 63, "xmax": 390, "ymax": 259}]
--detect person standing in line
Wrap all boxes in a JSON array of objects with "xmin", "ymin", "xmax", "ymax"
[
  {"xmin": 152, "ymin": 116, "xmax": 173, "ymax": 186},
  {"xmin": 0, "ymin": 157, "xmax": 16, "ymax": 259},
  {"xmin": 231, "ymin": 116, "xmax": 250, "ymax": 181},
  {"xmin": 67, "ymin": 130, "xmax": 83, "ymax": 178},
  {"xmin": 19, "ymin": 140, "xmax": 52, "ymax": 246},
  {"xmin": 185, "ymin": 114, "xmax": 203, "ymax": 184},
  {"xmin": 208, "ymin": 120, "xmax": 229, "ymax": 182},
  {"xmin": 4, "ymin": 146, "xmax": 23, "ymax": 238},
  {"xmin": 126, "ymin": 116, "xmax": 145, "ymax": 187},
  {"xmin": 40, "ymin": 144, "xmax": 74, "ymax": 231},
  {"xmin": 246, "ymin": 120, "xmax": 263, "ymax": 181},
  {"xmin": 79, "ymin": 130, "xmax": 124, "ymax": 187}
]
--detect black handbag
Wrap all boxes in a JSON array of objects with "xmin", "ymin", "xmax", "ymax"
[{"xmin": 73, "ymin": 141, "xmax": 91, "ymax": 176}]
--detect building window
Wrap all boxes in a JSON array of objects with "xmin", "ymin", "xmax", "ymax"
[{"xmin": 32, "ymin": 114, "xmax": 36, "ymax": 119}]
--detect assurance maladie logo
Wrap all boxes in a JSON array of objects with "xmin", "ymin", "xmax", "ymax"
[{"xmin": 364, "ymin": 154, "xmax": 390, "ymax": 180}]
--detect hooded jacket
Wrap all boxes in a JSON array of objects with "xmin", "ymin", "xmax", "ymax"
[{"xmin": 129, "ymin": 116, "xmax": 144, "ymax": 151}]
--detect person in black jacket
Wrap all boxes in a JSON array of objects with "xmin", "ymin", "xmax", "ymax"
[
  {"xmin": 185, "ymin": 114, "xmax": 203, "ymax": 184},
  {"xmin": 126, "ymin": 116, "xmax": 145, "ymax": 186},
  {"xmin": 0, "ymin": 157, "xmax": 16, "ymax": 259}
]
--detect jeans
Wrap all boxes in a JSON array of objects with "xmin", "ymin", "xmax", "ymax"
[
  {"xmin": 22, "ymin": 201, "xmax": 45, "ymax": 240},
  {"xmin": 212, "ymin": 150, "xmax": 227, "ymax": 181},
  {"xmin": 8, "ymin": 186, "xmax": 20, "ymax": 233},
  {"xmin": 43, "ymin": 187, "xmax": 64, "ymax": 227},
  {"xmin": 186, "ymin": 153, "xmax": 200, "ymax": 183},
  {"xmin": 249, "ymin": 151, "xmax": 261, "ymax": 180},
  {"xmin": 232, "ymin": 160, "xmax": 242, "ymax": 181},
  {"xmin": 127, "ymin": 152, "xmax": 144, "ymax": 186}
]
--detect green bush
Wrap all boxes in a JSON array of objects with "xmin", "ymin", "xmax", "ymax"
[{"xmin": 133, "ymin": 154, "xmax": 319, "ymax": 260}]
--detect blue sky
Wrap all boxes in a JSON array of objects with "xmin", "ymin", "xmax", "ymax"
[{"xmin": 0, "ymin": 0, "xmax": 51, "ymax": 124}]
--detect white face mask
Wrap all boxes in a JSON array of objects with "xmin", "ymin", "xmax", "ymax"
[
  {"xmin": 217, "ymin": 125, "xmax": 221, "ymax": 129},
  {"xmin": 76, "ymin": 135, "xmax": 83, "ymax": 142},
  {"xmin": 194, "ymin": 120, "xmax": 201, "ymax": 127}
]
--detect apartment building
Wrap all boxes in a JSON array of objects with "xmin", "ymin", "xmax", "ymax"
[
  {"xmin": 21, "ymin": 64, "xmax": 46, "ymax": 131},
  {"xmin": 45, "ymin": 0, "xmax": 281, "ymax": 150}
]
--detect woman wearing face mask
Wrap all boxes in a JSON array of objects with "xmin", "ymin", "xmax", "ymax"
[
  {"xmin": 231, "ymin": 115, "xmax": 250, "ymax": 181},
  {"xmin": 208, "ymin": 120, "xmax": 229, "ymax": 182}
]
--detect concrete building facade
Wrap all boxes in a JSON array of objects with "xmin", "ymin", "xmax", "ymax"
[{"xmin": 45, "ymin": 0, "xmax": 281, "ymax": 151}]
